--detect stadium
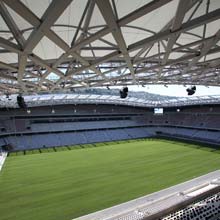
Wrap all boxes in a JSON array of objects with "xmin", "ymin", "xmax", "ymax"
[{"xmin": 0, "ymin": 0, "xmax": 220, "ymax": 220}]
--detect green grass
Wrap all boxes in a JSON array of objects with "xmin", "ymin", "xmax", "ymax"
[
  {"xmin": 0, "ymin": 140, "xmax": 220, "ymax": 220},
  {"xmin": 8, "ymin": 152, "xmax": 17, "ymax": 156}
]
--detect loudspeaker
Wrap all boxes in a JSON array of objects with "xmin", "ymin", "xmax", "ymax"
[
  {"xmin": 119, "ymin": 87, "xmax": 128, "ymax": 99},
  {"xmin": 17, "ymin": 95, "xmax": 27, "ymax": 108},
  {"xmin": 186, "ymin": 86, "xmax": 196, "ymax": 96}
]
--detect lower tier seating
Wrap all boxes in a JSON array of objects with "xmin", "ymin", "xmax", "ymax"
[
  {"xmin": 1, "ymin": 126, "xmax": 219, "ymax": 151},
  {"xmin": 0, "ymin": 127, "xmax": 153, "ymax": 150}
]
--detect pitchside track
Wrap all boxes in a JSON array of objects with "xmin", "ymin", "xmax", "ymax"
[{"xmin": 0, "ymin": 140, "xmax": 220, "ymax": 220}]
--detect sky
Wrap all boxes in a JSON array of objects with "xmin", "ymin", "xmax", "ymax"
[{"xmin": 109, "ymin": 85, "xmax": 220, "ymax": 97}]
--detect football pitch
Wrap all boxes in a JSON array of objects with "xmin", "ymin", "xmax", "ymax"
[{"xmin": 0, "ymin": 139, "xmax": 220, "ymax": 220}]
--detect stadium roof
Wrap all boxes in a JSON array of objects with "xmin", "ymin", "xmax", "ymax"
[
  {"xmin": 0, "ymin": 0, "xmax": 220, "ymax": 94},
  {"xmin": 1, "ymin": 93, "xmax": 220, "ymax": 108}
]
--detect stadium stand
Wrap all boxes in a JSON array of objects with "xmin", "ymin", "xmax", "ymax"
[{"xmin": 0, "ymin": 102, "xmax": 219, "ymax": 151}]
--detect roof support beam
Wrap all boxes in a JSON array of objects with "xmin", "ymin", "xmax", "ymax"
[
  {"xmin": 2, "ymin": 0, "xmax": 175, "ymax": 88},
  {"xmin": 23, "ymin": 0, "xmax": 73, "ymax": 53},
  {"xmin": 0, "ymin": 0, "xmax": 220, "ymax": 90},
  {"xmin": 28, "ymin": 54, "xmax": 86, "ymax": 87},
  {"xmin": 71, "ymin": 0, "xmax": 93, "ymax": 46},
  {"xmin": 96, "ymin": 0, "xmax": 136, "ymax": 81},
  {"xmin": 157, "ymin": 0, "xmax": 194, "ymax": 77},
  {"xmin": 66, "ymin": 36, "xmax": 219, "ymax": 82},
  {"xmin": 0, "ymin": 61, "xmax": 17, "ymax": 71},
  {"xmin": 0, "ymin": 1, "xmax": 28, "ymax": 91},
  {"xmin": 0, "ymin": 36, "xmax": 22, "ymax": 54},
  {"xmin": 128, "ymin": 8, "xmax": 220, "ymax": 52},
  {"xmin": 0, "ymin": 72, "xmax": 17, "ymax": 81},
  {"xmin": 28, "ymin": 54, "xmax": 65, "ymax": 78},
  {"xmin": 91, "ymin": 46, "xmax": 220, "ymax": 87},
  {"xmin": 162, "ymin": 0, "xmax": 192, "ymax": 64},
  {"xmin": 51, "ymin": 34, "xmax": 217, "ymax": 90},
  {"xmin": 128, "ymin": 0, "xmax": 199, "ymax": 61},
  {"xmin": 3, "ymin": 0, "xmax": 104, "ymax": 87},
  {"xmin": 209, "ymin": 58, "xmax": 220, "ymax": 68},
  {"xmin": 74, "ymin": 0, "xmax": 95, "ymax": 55},
  {"xmin": 0, "ymin": 83, "xmax": 15, "ymax": 91},
  {"xmin": 62, "ymin": 0, "xmax": 173, "ymax": 54},
  {"xmin": 182, "ymin": 28, "xmax": 220, "ymax": 74},
  {"xmin": 0, "ymin": 1, "xmax": 25, "ymax": 48},
  {"xmin": 118, "ymin": 0, "xmax": 173, "ymax": 26},
  {"xmin": 18, "ymin": 54, "xmax": 27, "ymax": 91},
  {"xmin": 81, "ymin": 0, "xmax": 95, "ymax": 39}
]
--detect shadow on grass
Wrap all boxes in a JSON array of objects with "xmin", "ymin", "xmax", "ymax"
[
  {"xmin": 7, "ymin": 138, "xmax": 147, "ymax": 157},
  {"xmin": 7, "ymin": 138, "xmax": 220, "ymax": 157}
]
